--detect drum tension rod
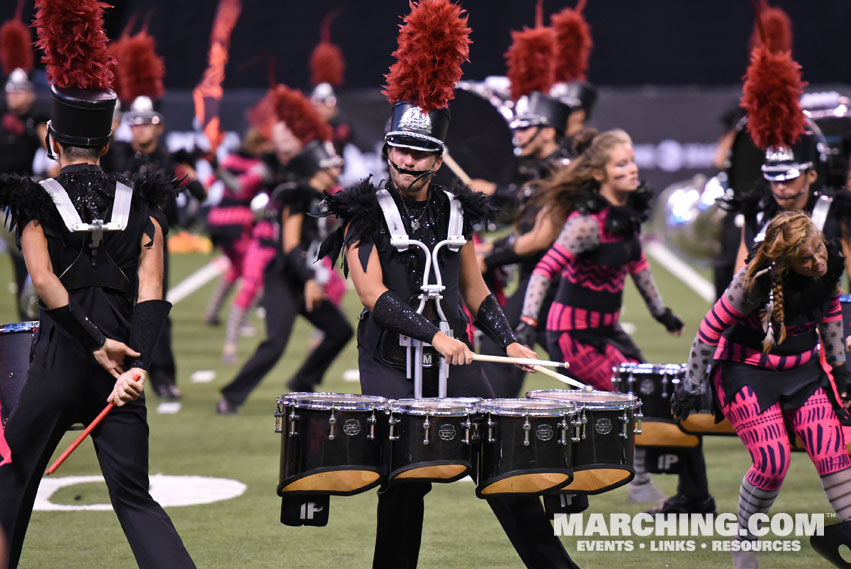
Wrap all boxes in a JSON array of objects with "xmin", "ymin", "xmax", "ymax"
[
  {"xmin": 423, "ymin": 413, "xmax": 431, "ymax": 446},
  {"xmin": 634, "ymin": 403, "xmax": 643, "ymax": 435},
  {"xmin": 288, "ymin": 408, "xmax": 299, "ymax": 437},
  {"xmin": 328, "ymin": 408, "xmax": 337, "ymax": 441},
  {"xmin": 367, "ymin": 409, "xmax": 377, "ymax": 440},
  {"xmin": 462, "ymin": 416, "xmax": 472, "ymax": 445},
  {"xmin": 522, "ymin": 415, "xmax": 532, "ymax": 447},
  {"xmin": 558, "ymin": 415, "xmax": 569, "ymax": 446},
  {"xmin": 389, "ymin": 413, "xmax": 400, "ymax": 441},
  {"xmin": 619, "ymin": 408, "xmax": 629, "ymax": 439},
  {"xmin": 571, "ymin": 412, "xmax": 582, "ymax": 443},
  {"xmin": 486, "ymin": 415, "xmax": 497, "ymax": 443}
]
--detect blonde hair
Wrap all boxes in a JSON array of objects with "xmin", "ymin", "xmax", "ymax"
[
  {"xmin": 530, "ymin": 128, "xmax": 633, "ymax": 222},
  {"xmin": 743, "ymin": 210, "xmax": 825, "ymax": 352}
]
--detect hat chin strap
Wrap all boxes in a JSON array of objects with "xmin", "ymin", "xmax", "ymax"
[{"xmin": 388, "ymin": 158, "xmax": 435, "ymax": 193}]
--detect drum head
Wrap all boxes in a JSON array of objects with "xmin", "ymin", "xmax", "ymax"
[
  {"xmin": 477, "ymin": 398, "xmax": 573, "ymax": 417},
  {"xmin": 390, "ymin": 397, "xmax": 481, "ymax": 416},
  {"xmin": 527, "ymin": 389, "xmax": 638, "ymax": 410},
  {"xmin": 280, "ymin": 392, "xmax": 387, "ymax": 411}
]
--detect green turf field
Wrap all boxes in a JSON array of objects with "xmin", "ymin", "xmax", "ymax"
[{"xmin": 0, "ymin": 250, "xmax": 841, "ymax": 568}]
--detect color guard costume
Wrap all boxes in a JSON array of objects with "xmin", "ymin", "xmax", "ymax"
[
  {"xmin": 0, "ymin": 1, "xmax": 195, "ymax": 566},
  {"xmin": 320, "ymin": 2, "xmax": 580, "ymax": 567}
]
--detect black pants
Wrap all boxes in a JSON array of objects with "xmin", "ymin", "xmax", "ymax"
[
  {"xmin": 0, "ymin": 333, "xmax": 195, "ymax": 569},
  {"xmin": 221, "ymin": 266, "xmax": 353, "ymax": 406},
  {"xmin": 359, "ymin": 344, "xmax": 578, "ymax": 569},
  {"xmin": 149, "ymin": 248, "xmax": 177, "ymax": 394},
  {"xmin": 675, "ymin": 440, "xmax": 711, "ymax": 500}
]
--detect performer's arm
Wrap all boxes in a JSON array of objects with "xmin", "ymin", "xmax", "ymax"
[
  {"xmin": 519, "ymin": 214, "xmax": 598, "ymax": 326},
  {"xmin": 282, "ymin": 207, "xmax": 324, "ymax": 311},
  {"xmin": 818, "ymin": 292, "xmax": 851, "ymax": 404},
  {"xmin": 21, "ymin": 219, "xmax": 67, "ymax": 308},
  {"xmin": 629, "ymin": 253, "xmax": 684, "ymax": 336},
  {"xmin": 346, "ymin": 240, "xmax": 472, "ymax": 365},
  {"xmin": 513, "ymin": 206, "xmax": 561, "ymax": 256}
]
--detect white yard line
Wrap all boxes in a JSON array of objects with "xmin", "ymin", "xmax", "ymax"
[
  {"xmin": 166, "ymin": 256, "xmax": 229, "ymax": 305},
  {"xmin": 643, "ymin": 238, "xmax": 715, "ymax": 304}
]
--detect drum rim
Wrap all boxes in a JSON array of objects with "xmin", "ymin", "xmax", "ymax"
[
  {"xmin": 477, "ymin": 398, "xmax": 575, "ymax": 416},
  {"xmin": 0, "ymin": 321, "xmax": 39, "ymax": 334},
  {"xmin": 526, "ymin": 389, "xmax": 639, "ymax": 410},
  {"xmin": 390, "ymin": 397, "xmax": 482, "ymax": 416},
  {"xmin": 280, "ymin": 391, "xmax": 388, "ymax": 411},
  {"xmin": 615, "ymin": 362, "xmax": 686, "ymax": 374}
]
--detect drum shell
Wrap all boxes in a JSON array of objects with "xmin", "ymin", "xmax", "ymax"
[
  {"xmin": 611, "ymin": 364, "xmax": 682, "ymax": 421},
  {"xmin": 0, "ymin": 321, "xmax": 38, "ymax": 427},
  {"xmin": 563, "ymin": 406, "xmax": 636, "ymax": 494},
  {"xmin": 476, "ymin": 411, "xmax": 573, "ymax": 498},
  {"xmin": 278, "ymin": 404, "xmax": 387, "ymax": 496},
  {"xmin": 388, "ymin": 411, "xmax": 478, "ymax": 483}
]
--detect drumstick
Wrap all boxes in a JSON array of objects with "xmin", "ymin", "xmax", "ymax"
[
  {"xmin": 471, "ymin": 354, "xmax": 570, "ymax": 370},
  {"xmin": 46, "ymin": 374, "xmax": 140, "ymax": 475},
  {"xmin": 532, "ymin": 365, "xmax": 593, "ymax": 392},
  {"xmin": 442, "ymin": 150, "xmax": 473, "ymax": 185}
]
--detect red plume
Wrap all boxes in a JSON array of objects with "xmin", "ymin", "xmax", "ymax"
[
  {"xmin": 107, "ymin": 17, "xmax": 135, "ymax": 101},
  {"xmin": 0, "ymin": 0, "xmax": 33, "ymax": 76},
  {"xmin": 749, "ymin": 2, "xmax": 792, "ymax": 54},
  {"xmin": 551, "ymin": 0, "xmax": 592, "ymax": 82},
  {"xmin": 505, "ymin": 27, "xmax": 556, "ymax": 101},
  {"xmin": 246, "ymin": 93, "xmax": 276, "ymax": 140},
  {"xmin": 117, "ymin": 27, "xmax": 165, "ymax": 102},
  {"xmin": 310, "ymin": 10, "xmax": 345, "ymax": 87},
  {"xmin": 269, "ymin": 84, "xmax": 332, "ymax": 145},
  {"xmin": 382, "ymin": 0, "xmax": 472, "ymax": 113},
  {"xmin": 741, "ymin": 46, "xmax": 806, "ymax": 150},
  {"xmin": 34, "ymin": 0, "xmax": 115, "ymax": 90}
]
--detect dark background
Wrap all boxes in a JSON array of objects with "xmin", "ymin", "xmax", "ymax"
[{"xmin": 3, "ymin": 0, "xmax": 850, "ymax": 90}]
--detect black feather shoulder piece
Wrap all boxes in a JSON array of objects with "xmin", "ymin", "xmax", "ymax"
[
  {"xmin": 128, "ymin": 168, "xmax": 179, "ymax": 211},
  {"xmin": 443, "ymin": 181, "xmax": 495, "ymax": 226},
  {"xmin": 317, "ymin": 177, "xmax": 383, "ymax": 270},
  {"xmin": 0, "ymin": 174, "xmax": 60, "ymax": 234}
]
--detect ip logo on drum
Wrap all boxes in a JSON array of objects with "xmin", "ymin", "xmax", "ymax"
[
  {"xmin": 595, "ymin": 418, "xmax": 612, "ymax": 435},
  {"xmin": 300, "ymin": 502, "xmax": 323, "ymax": 520},
  {"xmin": 536, "ymin": 424, "xmax": 554, "ymax": 442},
  {"xmin": 343, "ymin": 419, "xmax": 361, "ymax": 436},
  {"xmin": 438, "ymin": 424, "xmax": 456, "ymax": 442}
]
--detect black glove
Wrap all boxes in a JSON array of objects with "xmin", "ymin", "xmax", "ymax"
[
  {"xmin": 655, "ymin": 307, "xmax": 684, "ymax": 333},
  {"xmin": 833, "ymin": 363, "xmax": 851, "ymax": 396},
  {"xmin": 514, "ymin": 321, "xmax": 537, "ymax": 348},
  {"xmin": 670, "ymin": 385, "xmax": 704, "ymax": 422}
]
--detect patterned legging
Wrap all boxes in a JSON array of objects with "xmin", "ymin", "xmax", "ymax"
[
  {"xmin": 551, "ymin": 331, "xmax": 638, "ymax": 391},
  {"xmin": 715, "ymin": 375, "xmax": 851, "ymax": 491}
]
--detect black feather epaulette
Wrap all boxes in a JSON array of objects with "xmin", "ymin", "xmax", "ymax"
[
  {"xmin": 0, "ymin": 174, "xmax": 60, "ymax": 234},
  {"xmin": 444, "ymin": 181, "xmax": 496, "ymax": 226},
  {"xmin": 829, "ymin": 188, "xmax": 851, "ymax": 223},
  {"xmin": 129, "ymin": 168, "xmax": 179, "ymax": 210},
  {"xmin": 317, "ymin": 177, "xmax": 383, "ymax": 271}
]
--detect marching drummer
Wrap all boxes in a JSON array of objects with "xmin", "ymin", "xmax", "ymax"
[{"xmin": 319, "ymin": 2, "xmax": 580, "ymax": 567}]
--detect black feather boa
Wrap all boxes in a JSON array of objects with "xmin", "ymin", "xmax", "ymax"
[{"xmin": 573, "ymin": 182, "xmax": 654, "ymax": 238}]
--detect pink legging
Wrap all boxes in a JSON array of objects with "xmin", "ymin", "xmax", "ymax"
[
  {"xmin": 220, "ymin": 231, "xmax": 253, "ymax": 286},
  {"xmin": 554, "ymin": 332, "xmax": 639, "ymax": 391},
  {"xmin": 233, "ymin": 239, "xmax": 276, "ymax": 310},
  {"xmin": 715, "ymin": 373, "xmax": 851, "ymax": 491}
]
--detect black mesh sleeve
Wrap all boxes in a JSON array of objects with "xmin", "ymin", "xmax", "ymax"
[
  {"xmin": 43, "ymin": 300, "xmax": 106, "ymax": 352},
  {"xmin": 474, "ymin": 294, "xmax": 517, "ymax": 349},
  {"xmin": 372, "ymin": 290, "xmax": 439, "ymax": 344},
  {"xmin": 125, "ymin": 300, "xmax": 172, "ymax": 370}
]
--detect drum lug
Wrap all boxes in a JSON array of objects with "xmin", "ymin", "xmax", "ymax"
[
  {"xmin": 423, "ymin": 413, "xmax": 431, "ymax": 446},
  {"xmin": 611, "ymin": 366, "xmax": 619, "ymax": 390},
  {"xmin": 389, "ymin": 413, "xmax": 400, "ymax": 441},
  {"xmin": 581, "ymin": 411, "xmax": 588, "ymax": 440},
  {"xmin": 627, "ymin": 370, "xmax": 635, "ymax": 395},
  {"xmin": 619, "ymin": 408, "xmax": 629, "ymax": 439},
  {"xmin": 662, "ymin": 373, "xmax": 669, "ymax": 398},
  {"xmin": 571, "ymin": 413, "xmax": 582, "ymax": 442},
  {"xmin": 367, "ymin": 410, "xmax": 377, "ymax": 440},
  {"xmin": 274, "ymin": 402, "xmax": 285, "ymax": 434},
  {"xmin": 522, "ymin": 415, "xmax": 531, "ymax": 447},
  {"xmin": 558, "ymin": 415, "xmax": 569, "ymax": 446},
  {"xmin": 288, "ymin": 408, "xmax": 299, "ymax": 437},
  {"xmin": 328, "ymin": 408, "xmax": 338, "ymax": 440},
  {"xmin": 635, "ymin": 403, "xmax": 643, "ymax": 435},
  {"xmin": 487, "ymin": 415, "xmax": 497, "ymax": 443},
  {"xmin": 462, "ymin": 416, "xmax": 472, "ymax": 445}
]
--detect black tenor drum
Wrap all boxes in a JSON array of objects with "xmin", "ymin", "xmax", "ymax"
[
  {"xmin": 527, "ymin": 389, "xmax": 639, "ymax": 494},
  {"xmin": 0, "ymin": 321, "xmax": 38, "ymax": 428},
  {"xmin": 275, "ymin": 392, "xmax": 388, "ymax": 496},
  {"xmin": 475, "ymin": 398, "xmax": 575, "ymax": 498},
  {"xmin": 387, "ymin": 397, "xmax": 481, "ymax": 484}
]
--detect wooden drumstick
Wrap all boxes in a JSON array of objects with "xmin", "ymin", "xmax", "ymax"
[
  {"xmin": 471, "ymin": 353, "xmax": 570, "ymax": 370},
  {"xmin": 442, "ymin": 150, "xmax": 473, "ymax": 185},
  {"xmin": 532, "ymin": 365, "xmax": 593, "ymax": 392}
]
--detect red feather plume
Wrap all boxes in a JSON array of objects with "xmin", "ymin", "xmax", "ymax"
[
  {"xmin": 117, "ymin": 28, "xmax": 165, "ymax": 102},
  {"xmin": 34, "ymin": 0, "xmax": 115, "ymax": 90},
  {"xmin": 551, "ymin": 1, "xmax": 592, "ymax": 82},
  {"xmin": 246, "ymin": 92, "xmax": 276, "ymax": 140},
  {"xmin": 749, "ymin": 4, "xmax": 792, "ymax": 54},
  {"xmin": 741, "ymin": 45, "xmax": 807, "ymax": 150},
  {"xmin": 382, "ymin": 0, "xmax": 472, "ymax": 113},
  {"xmin": 505, "ymin": 26, "xmax": 556, "ymax": 102},
  {"xmin": 311, "ymin": 10, "xmax": 344, "ymax": 87},
  {"xmin": 0, "ymin": 14, "xmax": 34, "ymax": 76},
  {"xmin": 270, "ymin": 84, "xmax": 332, "ymax": 145}
]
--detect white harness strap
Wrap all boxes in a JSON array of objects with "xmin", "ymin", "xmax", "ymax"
[
  {"xmin": 811, "ymin": 194, "xmax": 833, "ymax": 233},
  {"xmin": 444, "ymin": 190, "xmax": 465, "ymax": 252},
  {"xmin": 376, "ymin": 188, "xmax": 409, "ymax": 251},
  {"xmin": 39, "ymin": 178, "xmax": 133, "ymax": 233}
]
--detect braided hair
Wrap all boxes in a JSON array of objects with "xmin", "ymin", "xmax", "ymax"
[
  {"xmin": 743, "ymin": 210, "xmax": 824, "ymax": 352},
  {"xmin": 527, "ymin": 128, "xmax": 632, "ymax": 224}
]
